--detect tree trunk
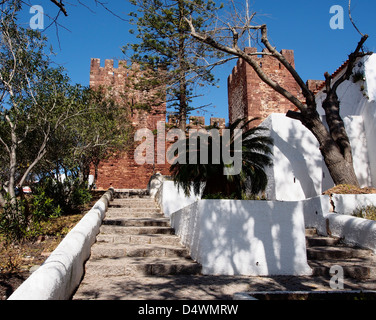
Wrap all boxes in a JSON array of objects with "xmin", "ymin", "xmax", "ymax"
[
  {"xmin": 298, "ymin": 110, "xmax": 360, "ymax": 187},
  {"xmin": 177, "ymin": 0, "xmax": 187, "ymax": 131},
  {"xmin": 178, "ymin": 78, "xmax": 187, "ymax": 131},
  {"xmin": 8, "ymin": 134, "xmax": 17, "ymax": 204}
]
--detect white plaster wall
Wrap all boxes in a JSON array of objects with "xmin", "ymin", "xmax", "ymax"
[
  {"xmin": 160, "ymin": 180, "xmax": 202, "ymax": 217},
  {"xmin": 302, "ymin": 195, "xmax": 332, "ymax": 236},
  {"xmin": 327, "ymin": 213, "xmax": 376, "ymax": 252},
  {"xmin": 263, "ymin": 54, "xmax": 376, "ymax": 201},
  {"xmin": 263, "ymin": 108, "xmax": 372, "ymax": 200},
  {"xmin": 331, "ymin": 194, "xmax": 376, "ymax": 216},
  {"xmin": 365, "ymin": 54, "xmax": 376, "ymax": 102},
  {"xmin": 263, "ymin": 114, "xmax": 323, "ymax": 201},
  {"xmin": 343, "ymin": 116, "xmax": 371, "ymax": 187},
  {"xmin": 171, "ymin": 199, "xmax": 312, "ymax": 276}
]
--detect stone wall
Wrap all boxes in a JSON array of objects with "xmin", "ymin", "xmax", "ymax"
[
  {"xmin": 90, "ymin": 59, "xmax": 226, "ymax": 189},
  {"xmin": 227, "ymin": 47, "xmax": 303, "ymax": 127},
  {"xmin": 90, "ymin": 59, "xmax": 170, "ymax": 189}
]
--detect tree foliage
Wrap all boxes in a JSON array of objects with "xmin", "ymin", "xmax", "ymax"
[
  {"xmin": 126, "ymin": 0, "xmax": 229, "ymax": 129},
  {"xmin": 0, "ymin": 2, "xmax": 132, "ymax": 243}
]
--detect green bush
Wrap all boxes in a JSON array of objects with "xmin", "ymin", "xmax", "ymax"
[
  {"xmin": 31, "ymin": 190, "xmax": 62, "ymax": 222},
  {"xmin": 352, "ymin": 205, "xmax": 376, "ymax": 221},
  {"xmin": 202, "ymin": 192, "xmax": 237, "ymax": 199},
  {"xmin": 32, "ymin": 177, "xmax": 92, "ymax": 215},
  {"xmin": 0, "ymin": 177, "xmax": 92, "ymax": 243}
]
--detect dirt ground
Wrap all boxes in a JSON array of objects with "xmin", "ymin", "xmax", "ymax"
[{"xmin": 0, "ymin": 215, "xmax": 84, "ymax": 300}]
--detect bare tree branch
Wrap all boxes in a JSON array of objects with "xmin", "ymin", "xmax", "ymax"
[
  {"xmin": 186, "ymin": 16, "xmax": 307, "ymax": 112},
  {"xmin": 259, "ymin": 24, "xmax": 315, "ymax": 106},
  {"xmin": 331, "ymin": 34, "xmax": 369, "ymax": 93},
  {"xmin": 50, "ymin": 0, "xmax": 67, "ymax": 16},
  {"xmin": 348, "ymin": 0, "xmax": 364, "ymax": 37}
]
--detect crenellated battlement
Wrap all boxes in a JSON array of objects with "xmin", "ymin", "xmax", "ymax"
[
  {"xmin": 227, "ymin": 47, "xmax": 295, "ymax": 89},
  {"xmin": 89, "ymin": 57, "xmax": 169, "ymax": 190},
  {"xmin": 167, "ymin": 114, "xmax": 226, "ymax": 129},
  {"xmin": 89, "ymin": 58, "xmax": 129, "ymax": 88}
]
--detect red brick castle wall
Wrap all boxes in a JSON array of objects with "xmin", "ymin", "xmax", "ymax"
[
  {"xmin": 90, "ymin": 58, "xmax": 170, "ymax": 190},
  {"xmin": 228, "ymin": 47, "xmax": 303, "ymax": 127}
]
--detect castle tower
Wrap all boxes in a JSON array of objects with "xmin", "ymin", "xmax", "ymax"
[
  {"xmin": 89, "ymin": 58, "xmax": 227, "ymax": 189},
  {"xmin": 89, "ymin": 58, "xmax": 169, "ymax": 189},
  {"xmin": 228, "ymin": 47, "xmax": 303, "ymax": 127}
]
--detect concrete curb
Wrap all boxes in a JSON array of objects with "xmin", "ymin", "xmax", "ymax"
[
  {"xmin": 327, "ymin": 213, "xmax": 376, "ymax": 253},
  {"xmin": 8, "ymin": 188, "xmax": 115, "ymax": 300}
]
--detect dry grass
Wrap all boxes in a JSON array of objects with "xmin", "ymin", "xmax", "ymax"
[{"xmin": 322, "ymin": 184, "xmax": 376, "ymax": 195}]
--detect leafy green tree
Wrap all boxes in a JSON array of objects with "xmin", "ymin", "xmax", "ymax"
[
  {"xmin": 0, "ymin": 5, "xmax": 76, "ymax": 205},
  {"xmin": 170, "ymin": 118, "xmax": 273, "ymax": 198},
  {"xmin": 39, "ymin": 86, "xmax": 133, "ymax": 188},
  {"xmin": 127, "ymin": 0, "xmax": 227, "ymax": 130},
  {"xmin": 0, "ymin": 4, "xmax": 131, "ymax": 206}
]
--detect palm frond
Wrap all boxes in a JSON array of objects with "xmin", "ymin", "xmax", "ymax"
[{"xmin": 170, "ymin": 117, "xmax": 273, "ymax": 198}]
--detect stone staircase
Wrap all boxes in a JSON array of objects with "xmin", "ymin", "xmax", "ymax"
[
  {"xmin": 75, "ymin": 191, "xmax": 201, "ymax": 287},
  {"xmin": 305, "ymin": 228, "xmax": 376, "ymax": 280}
]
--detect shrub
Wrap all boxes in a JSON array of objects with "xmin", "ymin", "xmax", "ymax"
[
  {"xmin": 202, "ymin": 192, "xmax": 267, "ymax": 200},
  {"xmin": 0, "ymin": 177, "xmax": 91, "ymax": 243},
  {"xmin": 32, "ymin": 177, "xmax": 92, "ymax": 215},
  {"xmin": 31, "ymin": 190, "xmax": 62, "ymax": 222}
]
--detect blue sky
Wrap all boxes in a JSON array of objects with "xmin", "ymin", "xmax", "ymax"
[{"xmin": 18, "ymin": 0, "xmax": 376, "ymax": 123}]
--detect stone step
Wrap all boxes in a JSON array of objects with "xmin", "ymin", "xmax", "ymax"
[
  {"xmin": 306, "ymin": 235, "xmax": 341, "ymax": 247},
  {"xmin": 108, "ymin": 204, "xmax": 158, "ymax": 210},
  {"xmin": 103, "ymin": 217, "xmax": 170, "ymax": 227},
  {"xmin": 113, "ymin": 190, "xmax": 149, "ymax": 198},
  {"xmin": 305, "ymin": 228, "xmax": 317, "ymax": 236},
  {"xmin": 308, "ymin": 259, "xmax": 375, "ymax": 280},
  {"xmin": 307, "ymin": 246, "xmax": 371, "ymax": 260},
  {"xmin": 110, "ymin": 200, "xmax": 157, "ymax": 208},
  {"xmin": 84, "ymin": 256, "xmax": 202, "ymax": 277},
  {"xmin": 105, "ymin": 210, "xmax": 164, "ymax": 219},
  {"xmin": 90, "ymin": 243, "xmax": 189, "ymax": 259},
  {"xmin": 96, "ymin": 233, "xmax": 183, "ymax": 246},
  {"xmin": 111, "ymin": 198, "xmax": 155, "ymax": 203},
  {"xmin": 106, "ymin": 207, "xmax": 161, "ymax": 214},
  {"xmin": 100, "ymin": 225, "xmax": 175, "ymax": 235}
]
